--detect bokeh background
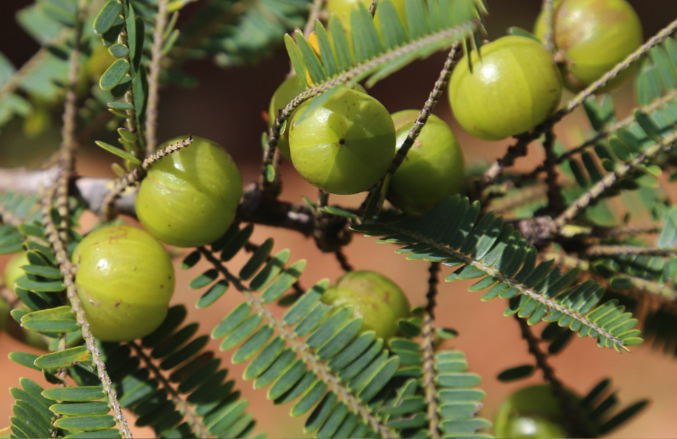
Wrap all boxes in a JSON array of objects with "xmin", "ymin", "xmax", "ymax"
[{"xmin": 2, "ymin": 0, "xmax": 677, "ymax": 437}]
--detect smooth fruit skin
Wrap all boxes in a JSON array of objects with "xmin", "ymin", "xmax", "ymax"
[
  {"xmin": 289, "ymin": 88, "xmax": 396, "ymax": 194},
  {"xmin": 269, "ymin": 76, "xmax": 306, "ymax": 160},
  {"xmin": 321, "ymin": 272, "xmax": 410, "ymax": 340},
  {"xmin": 4, "ymin": 252, "xmax": 29, "ymax": 290},
  {"xmin": 387, "ymin": 110, "xmax": 465, "ymax": 215},
  {"xmin": 535, "ymin": 0, "xmax": 642, "ymax": 93},
  {"xmin": 448, "ymin": 36, "xmax": 563, "ymax": 141},
  {"xmin": 72, "ymin": 226, "xmax": 175, "ymax": 342},
  {"xmin": 493, "ymin": 385, "xmax": 574, "ymax": 438},
  {"xmin": 136, "ymin": 136, "xmax": 243, "ymax": 247}
]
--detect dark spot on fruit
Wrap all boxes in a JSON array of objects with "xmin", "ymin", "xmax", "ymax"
[
  {"xmin": 339, "ymin": 139, "xmax": 345, "ymax": 145},
  {"xmin": 114, "ymin": 300, "xmax": 121, "ymax": 307},
  {"xmin": 160, "ymin": 284, "xmax": 164, "ymax": 288}
]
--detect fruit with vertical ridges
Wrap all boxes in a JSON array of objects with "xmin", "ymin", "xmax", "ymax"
[
  {"xmin": 135, "ymin": 136, "xmax": 243, "ymax": 247},
  {"xmin": 288, "ymin": 88, "xmax": 396, "ymax": 194},
  {"xmin": 387, "ymin": 110, "xmax": 465, "ymax": 215},
  {"xmin": 534, "ymin": 0, "xmax": 643, "ymax": 93},
  {"xmin": 72, "ymin": 225, "xmax": 175, "ymax": 342},
  {"xmin": 448, "ymin": 36, "xmax": 563, "ymax": 141}
]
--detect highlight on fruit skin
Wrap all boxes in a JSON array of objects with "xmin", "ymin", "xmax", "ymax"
[
  {"xmin": 72, "ymin": 225, "xmax": 175, "ymax": 342},
  {"xmin": 387, "ymin": 110, "xmax": 465, "ymax": 215},
  {"xmin": 534, "ymin": 0, "xmax": 643, "ymax": 94},
  {"xmin": 448, "ymin": 35, "xmax": 563, "ymax": 141},
  {"xmin": 322, "ymin": 270, "xmax": 411, "ymax": 340},
  {"xmin": 493, "ymin": 384, "xmax": 576, "ymax": 438},
  {"xmin": 289, "ymin": 88, "xmax": 396, "ymax": 195},
  {"xmin": 135, "ymin": 136, "xmax": 243, "ymax": 248}
]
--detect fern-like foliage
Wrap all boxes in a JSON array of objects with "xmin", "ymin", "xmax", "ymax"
[
  {"xmin": 181, "ymin": 222, "xmax": 490, "ymax": 437},
  {"xmin": 279, "ymin": 0, "xmax": 480, "ymax": 120},
  {"xmin": 353, "ymin": 195, "xmax": 642, "ymax": 352}
]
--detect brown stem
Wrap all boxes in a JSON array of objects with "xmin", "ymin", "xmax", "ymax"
[
  {"xmin": 423, "ymin": 262, "xmax": 440, "ymax": 438},
  {"xmin": 145, "ymin": 0, "xmax": 170, "ymax": 156}
]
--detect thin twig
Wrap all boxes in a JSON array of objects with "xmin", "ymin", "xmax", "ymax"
[
  {"xmin": 422, "ymin": 262, "xmax": 440, "ymax": 438},
  {"xmin": 489, "ymin": 184, "xmax": 547, "ymax": 215},
  {"xmin": 482, "ymin": 134, "xmax": 531, "ymax": 186},
  {"xmin": 41, "ymin": 184, "xmax": 132, "ymax": 438},
  {"xmin": 586, "ymin": 245, "xmax": 677, "ymax": 258},
  {"xmin": 590, "ymin": 224, "xmax": 662, "ymax": 238},
  {"xmin": 302, "ymin": 0, "xmax": 324, "ymax": 37},
  {"xmin": 542, "ymin": 129, "xmax": 565, "ymax": 213},
  {"xmin": 552, "ymin": 131, "xmax": 677, "ymax": 231},
  {"xmin": 515, "ymin": 316, "xmax": 596, "ymax": 438},
  {"xmin": 198, "ymin": 248, "xmax": 399, "ymax": 438},
  {"xmin": 100, "ymin": 136, "xmax": 193, "ymax": 219},
  {"xmin": 334, "ymin": 248, "xmax": 353, "ymax": 272},
  {"xmin": 145, "ymin": 0, "xmax": 170, "ymax": 156},
  {"xmin": 540, "ymin": 0, "xmax": 556, "ymax": 53},
  {"xmin": 129, "ymin": 341, "xmax": 210, "ymax": 438}
]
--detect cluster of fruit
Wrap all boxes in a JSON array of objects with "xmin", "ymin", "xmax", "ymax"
[{"xmin": 1, "ymin": 0, "xmax": 644, "ymax": 435}]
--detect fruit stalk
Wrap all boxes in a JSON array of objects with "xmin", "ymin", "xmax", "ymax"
[
  {"xmin": 422, "ymin": 262, "xmax": 440, "ymax": 438},
  {"xmin": 540, "ymin": 0, "xmax": 556, "ymax": 52},
  {"xmin": 145, "ymin": 0, "xmax": 171, "ymax": 156}
]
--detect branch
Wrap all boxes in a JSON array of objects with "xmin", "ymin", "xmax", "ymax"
[
  {"xmin": 198, "ymin": 248, "xmax": 398, "ymax": 438},
  {"xmin": 542, "ymin": 129, "xmax": 565, "ymax": 214},
  {"xmin": 586, "ymin": 245, "xmax": 677, "ymax": 258},
  {"xmin": 540, "ymin": 0, "xmax": 556, "ymax": 53},
  {"xmin": 482, "ymin": 134, "xmax": 531, "ymax": 186},
  {"xmin": 423, "ymin": 262, "xmax": 440, "ymax": 438},
  {"xmin": 128, "ymin": 341, "xmax": 210, "ymax": 438},
  {"xmin": 515, "ymin": 317, "xmax": 596, "ymax": 438},
  {"xmin": 145, "ymin": 0, "xmax": 171, "ymax": 156},
  {"xmin": 591, "ymin": 224, "xmax": 662, "ymax": 238},
  {"xmin": 552, "ymin": 131, "xmax": 677, "ymax": 231}
]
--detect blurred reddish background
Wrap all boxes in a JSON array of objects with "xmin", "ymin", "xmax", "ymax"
[{"xmin": 2, "ymin": 0, "xmax": 677, "ymax": 437}]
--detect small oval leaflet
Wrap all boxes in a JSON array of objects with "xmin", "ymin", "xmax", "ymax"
[
  {"xmin": 497, "ymin": 364, "xmax": 535, "ymax": 382},
  {"xmin": 93, "ymin": 0, "xmax": 123, "ymax": 35},
  {"xmin": 99, "ymin": 59, "xmax": 130, "ymax": 91}
]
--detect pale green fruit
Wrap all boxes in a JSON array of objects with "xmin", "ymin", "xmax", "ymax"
[
  {"xmin": 136, "ymin": 136, "xmax": 243, "ymax": 247},
  {"xmin": 72, "ymin": 226, "xmax": 175, "ymax": 342},
  {"xmin": 321, "ymin": 286, "xmax": 398, "ymax": 340},
  {"xmin": 534, "ymin": 0, "xmax": 643, "ymax": 93},
  {"xmin": 448, "ymin": 36, "xmax": 563, "ymax": 141},
  {"xmin": 494, "ymin": 385, "xmax": 581, "ymax": 438},
  {"xmin": 289, "ymin": 88, "xmax": 396, "ymax": 195},
  {"xmin": 387, "ymin": 110, "xmax": 465, "ymax": 215},
  {"xmin": 4, "ymin": 253, "xmax": 29, "ymax": 290},
  {"xmin": 335, "ymin": 270, "xmax": 410, "ymax": 323}
]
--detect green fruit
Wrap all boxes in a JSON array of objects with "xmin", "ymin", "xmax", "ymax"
[
  {"xmin": 136, "ymin": 136, "xmax": 243, "ymax": 247},
  {"xmin": 534, "ymin": 0, "xmax": 642, "ymax": 93},
  {"xmin": 268, "ymin": 77, "xmax": 368, "ymax": 160},
  {"xmin": 387, "ymin": 110, "xmax": 465, "ymax": 215},
  {"xmin": 448, "ymin": 36, "xmax": 563, "ymax": 141},
  {"xmin": 269, "ymin": 76, "xmax": 306, "ymax": 160},
  {"xmin": 335, "ymin": 270, "xmax": 410, "ymax": 323},
  {"xmin": 289, "ymin": 88, "xmax": 396, "ymax": 194},
  {"xmin": 4, "ymin": 253, "xmax": 29, "ymax": 290},
  {"xmin": 494, "ymin": 385, "xmax": 577, "ymax": 438},
  {"xmin": 72, "ymin": 226, "xmax": 175, "ymax": 342},
  {"xmin": 322, "ymin": 271, "xmax": 410, "ymax": 340}
]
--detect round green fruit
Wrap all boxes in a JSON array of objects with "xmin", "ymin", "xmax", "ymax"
[
  {"xmin": 322, "ymin": 270, "xmax": 410, "ymax": 340},
  {"xmin": 136, "ymin": 136, "xmax": 243, "ymax": 247},
  {"xmin": 448, "ymin": 36, "xmax": 563, "ymax": 141},
  {"xmin": 72, "ymin": 225, "xmax": 175, "ymax": 342},
  {"xmin": 289, "ymin": 88, "xmax": 396, "ymax": 194},
  {"xmin": 336, "ymin": 271, "xmax": 410, "ymax": 321},
  {"xmin": 322, "ymin": 271, "xmax": 409, "ymax": 340},
  {"xmin": 534, "ymin": 0, "xmax": 642, "ymax": 93},
  {"xmin": 494, "ymin": 385, "xmax": 575, "ymax": 438},
  {"xmin": 387, "ymin": 110, "xmax": 465, "ymax": 215},
  {"xmin": 4, "ymin": 253, "xmax": 29, "ymax": 290}
]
